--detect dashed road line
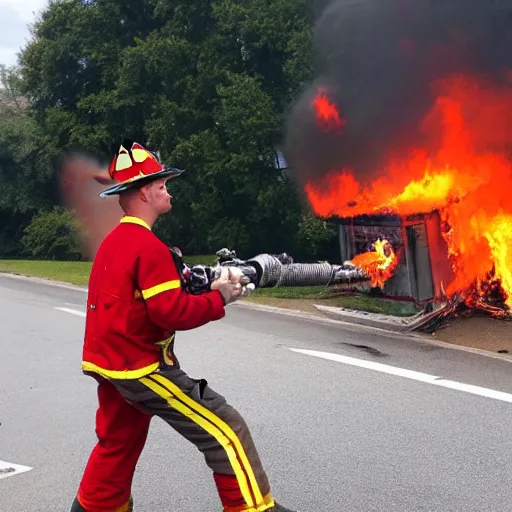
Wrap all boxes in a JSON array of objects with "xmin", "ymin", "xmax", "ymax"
[{"xmin": 55, "ymin": 307, "xmax": 86, "ymax": 317}]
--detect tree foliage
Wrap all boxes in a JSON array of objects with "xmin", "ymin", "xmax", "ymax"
[
  {"xmin": 21, "ymin": 206, "xmax": 82, "ymax": 261},
  {"xmin": 0, "ymin": 0, "xmax": 340, "ymax": 262}
]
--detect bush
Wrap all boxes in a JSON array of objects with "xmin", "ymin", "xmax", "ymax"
[
  {"xmin": 21, "ymin": 207, "xmax": 83, "ymax": 261},
  {"xmin": 295, "ymin": 211, "xmax": 329, "ymax": 259},
  {"xmin": 293, "ymin": 211, "xmax": 341, "ymax": 262}
]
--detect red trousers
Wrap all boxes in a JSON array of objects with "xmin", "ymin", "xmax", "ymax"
[
  {"xmin": 76, "ymin": 374, "xmax": 273, "ymax": 512},
  {"xmin": 77, "ymin": 379, "xmax": 151, "ymax": 512}
]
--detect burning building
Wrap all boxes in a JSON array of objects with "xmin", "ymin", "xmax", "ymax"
[
  {"xmin": 336, "ymin": 211, "xmax": 454, "ymax": 306},
  {"xmin": 284, "ymin": 0, "xmax": 512, "ymax": 319},
  {"xmin": 305, "ymin": 81, "xmax": 512, "ymax": 317}
]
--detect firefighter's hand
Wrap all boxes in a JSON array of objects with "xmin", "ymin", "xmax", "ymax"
[
  {"xmin": 211, "ymin": 268, "xmax": 243, "ymax": 305},
  {"xmin": 226, "ymin": 267, "xmax": 256, "ymax": 298},
  {"xmin": 225, "ymin": 267, "xmax": 255, "ymax": 299},
  {"xmin": 226, "ymin": 267, "xmax": 251, "ymax": 286}
]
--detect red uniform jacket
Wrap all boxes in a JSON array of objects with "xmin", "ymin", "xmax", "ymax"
[{"xmin": 82, "ymin": 216, "xmax": 226, "ymax": 379}]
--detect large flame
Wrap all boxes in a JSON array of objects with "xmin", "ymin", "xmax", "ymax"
[
  {"xmin": 307, "ymin": 75, "xmax": 512, "ymax": 307},
  {"xmin": 349, "ymin": 239, "xmax": 399, "ymax": 289}
]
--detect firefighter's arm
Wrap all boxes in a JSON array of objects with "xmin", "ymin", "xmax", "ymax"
[{"xmin": 137, "ymin": 243, "xmax": 227, "ymax": 331}]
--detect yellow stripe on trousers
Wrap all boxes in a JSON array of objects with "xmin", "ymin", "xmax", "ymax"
[
  {"xmin": 139, "ymin": 376, "xmax": 266, "ymax": 510},
  {"xmin": 150, "ymin": 375, "xmax": 265, "ymax": 508}
]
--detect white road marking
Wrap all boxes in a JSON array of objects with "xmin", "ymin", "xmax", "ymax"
[
  {"xmin": 289, "ymin": 348, "xmax": 512, "ymax": 404},
  {"xmin": 0, "ymin": 460, "xmax": 32, "ymax": 480},
  {"xmin": 55, "ymin": 307, "xmax": 86, "ymax": 318}
]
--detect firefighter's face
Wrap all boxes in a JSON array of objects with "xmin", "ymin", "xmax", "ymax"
[{"xmin": 143, "ymin": 178, "xmax": 172, "ymax": 214}]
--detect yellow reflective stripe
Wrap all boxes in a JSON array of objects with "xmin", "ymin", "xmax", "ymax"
[
  {"xmin": 120, "ymin": 216, "xmax": 151, "ymax": 231},
  {"xmin": 139, "ymin": 376, "xmax": 261, "ymax": 510},
  {"xmin": 82, "ymin": 361, "xmax": 159, "ymax": 380},
  {"xmin": 142, "ymin": 280, "xmax": 181, "ymax": 300},
  {"xmin": 155, "ymin": 333, "xmax": 176, "ymax": 347},
  {"xmin": 150, "ymin": 374, "xmax": 266, "ymax": 509},
  {"xmin": 225, "ymin": 493, "xmax": 275, "ymax": 512},
  {"xmin": 156, "ymin": 334, "xmax": 176, "ymax": 366}
]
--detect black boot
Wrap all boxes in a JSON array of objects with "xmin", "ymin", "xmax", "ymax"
[
  {"xmin": 70, "ymin": 497, "xmax": 86, "ymax": 512},
  {"xmin": 70, "ymin": 496, "xmax": 134, "ymax": 512},
  {"xmin": 271, "ymin": 503, "xmax": 299, "ymax": 512}
]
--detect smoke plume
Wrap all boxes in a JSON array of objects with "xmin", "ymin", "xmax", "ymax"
[{"xmin": 284, "ymin": 0, "xmax": 512, "ymax": 192}]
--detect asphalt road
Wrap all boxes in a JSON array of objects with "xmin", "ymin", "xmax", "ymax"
[{"xmin": 1, "ymin": 274, "xmax": 512, "ymax": 512}]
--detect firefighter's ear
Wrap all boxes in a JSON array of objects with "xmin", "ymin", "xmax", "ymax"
[{"xmin": 139, "ymin": 184, "xmax": 150, "ymax": 203}]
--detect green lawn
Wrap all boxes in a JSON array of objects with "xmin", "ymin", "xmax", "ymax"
[
  {"xmin": 250, "ymin": 286, "xmax": 420, "ymax": 317},
  {"xmin": 0, "ymin": 258, "xmax": 419, "ymax": 317},
  {"xmin": 0, "ymin": 260, "xmax": 93, "ymax": 286}
]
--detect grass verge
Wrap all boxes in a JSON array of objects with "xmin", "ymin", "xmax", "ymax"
[
  {"xmin": 0, "ymin": 259, "xmax": 418, "ymax": 317},
  {"xmin": 0, "ymin": 260, "xmax": 93, "ymax": 286},
  {"xmin": 249, "ymin": 287, "xmax": 420, "ymax": 317}
]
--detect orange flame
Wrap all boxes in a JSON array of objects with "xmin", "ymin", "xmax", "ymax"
[
  {"xmin": 313, "ymin": 88, "xmax": 345, "ymax": 133},
  {"xmin": 306, "ymin": 74, "xmax": 512, "ymax": 307},
  {"xmin": 349, "ymin": 239, "xmax": 399, "ymax": 289}
]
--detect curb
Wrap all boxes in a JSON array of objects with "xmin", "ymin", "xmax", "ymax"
[
  {"xmin": 313, "ymin": 304, "xmax": 415, "ymax": 333},
  {"xmin": 3, "ymin": 271, "xmax": 512, "ymax": 364},
  {"xmin": 0, "ymin": 271, "xmax": 88, "ymax": 292},
  {"xmin": 233, "ymin": 300, "xmax": 426, "ymax": 340}
]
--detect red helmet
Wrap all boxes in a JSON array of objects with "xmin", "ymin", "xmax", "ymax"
[{"xmin": 100, "ymin": 140, "xmax": 184, "ymax": 197}]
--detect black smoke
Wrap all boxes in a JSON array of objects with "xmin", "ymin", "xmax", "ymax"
[{"xmin": 284, "ymin": 0, "xmax": 512, "ymax": 190}]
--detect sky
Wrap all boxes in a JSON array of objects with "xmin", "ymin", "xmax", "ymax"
[{"xmin": 0, "ymin": 0, "xmax": 48, "ymax": 67}]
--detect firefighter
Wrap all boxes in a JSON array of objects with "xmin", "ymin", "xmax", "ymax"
[{"xmin": 70, "ymin": 142, "xmax": 297, "ymax": 512}]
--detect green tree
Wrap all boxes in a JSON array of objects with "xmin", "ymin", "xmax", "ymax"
[
  {"xmin": 16, "ymin": 0, "xmax": 329, "ymax": 260},
  {"xmin": 0, "ymin": 66, "xmax": 57, "ymax": 256}
]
